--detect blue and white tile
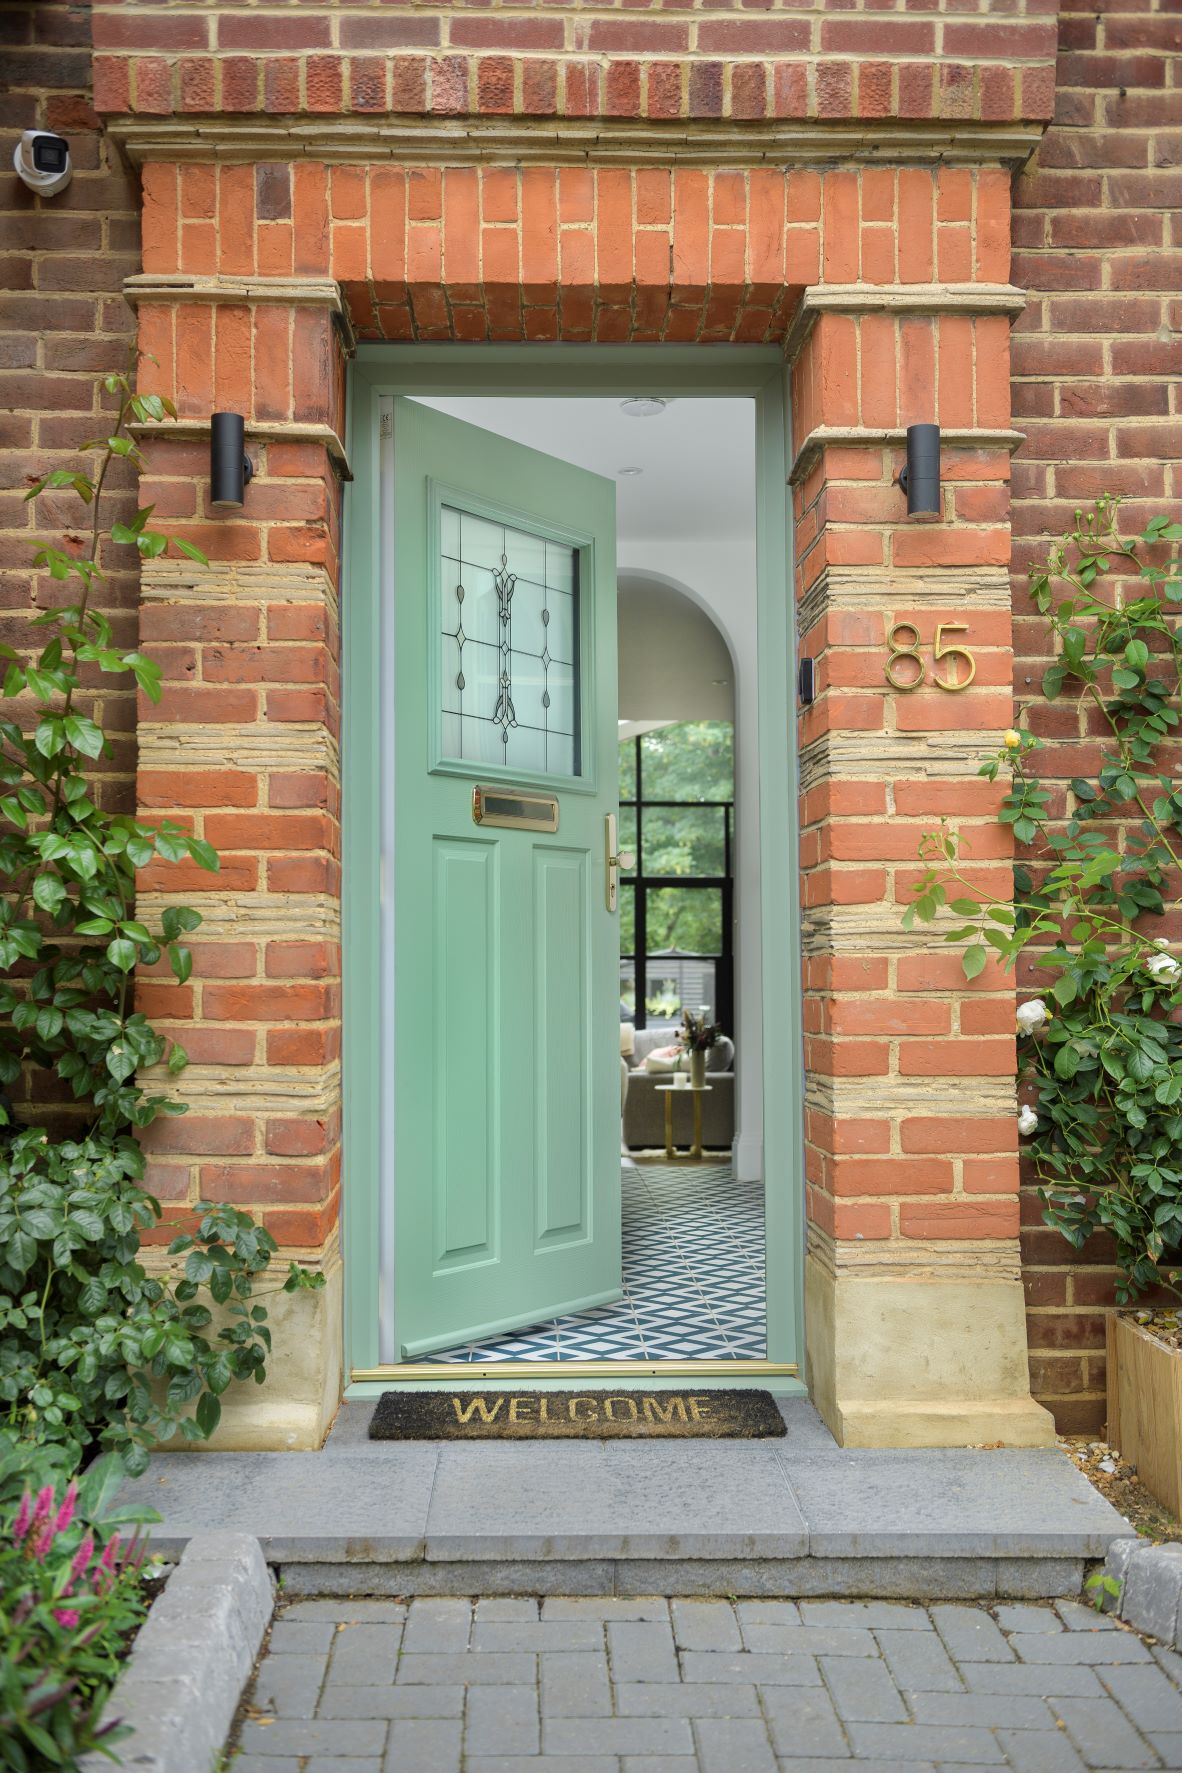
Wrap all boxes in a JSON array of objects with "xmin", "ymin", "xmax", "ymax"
[{"xmin": 424, "ymin": 1164, "xmax": 766, "ymax": 1364}]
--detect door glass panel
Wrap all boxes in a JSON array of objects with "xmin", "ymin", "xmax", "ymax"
[
  {"xmin": 440, "ymin": 503, "xmax": 581, "ymax": 778},
  {"xmin": 645, "ymin": 885, "xmax": 723, "ymax": 955},
  {"xmin": 641, "ymin": 806, "xmax": 725, "ymax": 878}
]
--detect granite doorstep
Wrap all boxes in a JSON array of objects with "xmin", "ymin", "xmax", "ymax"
[
  {"xmin": 120, "ymin": 1447, "xmax": 438, "ymax": 1561},
  {"xmin": 781, "ymin": 1448, "xmax": 1130, "ymax": 1560},
  {"xmin": 422, "ymin": 1440, "xmax": 809, "ymax": 1560}
]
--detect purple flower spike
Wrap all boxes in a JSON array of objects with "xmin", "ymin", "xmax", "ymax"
[
  {"xmin": 12, "ymin": 1490, "xmax": 32, "ymax": 1542},
  {"xmin": 54, "ymin": 1481, "xmax": 78, "ymax": 1534},
  {"xmin": 54, "ymin": 1607, "xmax": 81, "ymax": 1629},
  {"xmin": 70, "ymin": 1532, "xmax": 95, "ymax": 1583},
  {"xmin": 31, "ymin": 1485, "xmax": 54, "ymax": 1530}
]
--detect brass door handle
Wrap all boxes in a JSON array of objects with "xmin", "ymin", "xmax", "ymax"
[{"xmin": 605, "ymin": 814, "xmax": 635, "ymax": 912}]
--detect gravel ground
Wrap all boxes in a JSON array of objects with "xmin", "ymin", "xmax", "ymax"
[{"xmin": 1063, "ymin": 1435, "xmax": 1182, "ymax": 1547}]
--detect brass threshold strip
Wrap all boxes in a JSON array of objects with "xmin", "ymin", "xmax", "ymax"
[{"xmin": 354, "ymin": 1360, "xmax": 799, "ymax": 1382}]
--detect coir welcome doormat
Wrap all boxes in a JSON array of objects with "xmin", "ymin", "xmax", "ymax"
[{"xmin": 368, "ymin": 1388, "xmax": 787, "ymax": 1441}]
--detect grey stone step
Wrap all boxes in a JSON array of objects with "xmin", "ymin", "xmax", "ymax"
[{"xmin": 123, "ymin": 1398, "xmax": 1129, "ymax": 1601}]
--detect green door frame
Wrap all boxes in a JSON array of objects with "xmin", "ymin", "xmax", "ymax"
[{"xmin": 342, "ymin": 344, "xmax": 804, "ymax": 1394}]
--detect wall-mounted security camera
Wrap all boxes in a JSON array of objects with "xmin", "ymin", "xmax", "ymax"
[{"xmin": 13, "ymin": 131, "xmax": 72, "ymax": 197}]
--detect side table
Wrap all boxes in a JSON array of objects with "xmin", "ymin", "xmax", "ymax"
[{"xmin": 654, "ymin": 1083, "xmax": 713, "ymax": 1161}]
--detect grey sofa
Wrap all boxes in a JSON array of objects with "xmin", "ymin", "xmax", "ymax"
[{"xmin": 622, "ymin": 1026, "xmax": 735, "ymax": 1152}]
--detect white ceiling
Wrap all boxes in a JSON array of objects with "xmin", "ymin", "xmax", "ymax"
[{"xmin": 412, "ymin": 396, "xmax": 755, "ymax": 545}]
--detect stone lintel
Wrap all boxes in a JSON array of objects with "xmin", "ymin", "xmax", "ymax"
[
  {"xmin": 125, "ymin": 272, "xmax": 342, "ymax": 312},
  {"xmin": 107, "ymin": 114, "xmax": 1046, "ymax": 171}
]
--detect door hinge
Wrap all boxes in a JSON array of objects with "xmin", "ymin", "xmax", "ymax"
[{"xmin": 380, "ymin": 410, "xmax": 393, "ymax": 439}]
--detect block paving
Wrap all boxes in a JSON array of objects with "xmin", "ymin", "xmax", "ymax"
[{"xmin": 230, "ymin": 1594, "xmax": 1182, "ymax": 1770}]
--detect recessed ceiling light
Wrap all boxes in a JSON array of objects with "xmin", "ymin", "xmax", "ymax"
[
  {"xmin": 617, "ymin": 465, "xmax": 643, "ymax": 476},
  {"xmin": 619, "ymin": 397, "xmax": 667, "ymax": 418}
]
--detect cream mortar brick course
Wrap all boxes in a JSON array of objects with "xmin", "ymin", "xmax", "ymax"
[
  {"xmin": 808, "ymin": 1226, "xmax": 1023, "ymax": 1285},
  {"xmin": 799, "ymin": 731, "xmax": 1000, "ymax": 792},
  {"xmin": 803, "ymin": 901, "xmax": 1010, "ymax": 956},
  {"xmin": 136, "ymin": 893, "xmax": 339, "ymax": 947},
  {"xmin": 798, "ymin": 564, "xmax": 1012, "ymax": 640},
  {"xmin": 137, "ymin": 730, "xmax": 340, "ymax": 790},
  {"xmin": 808, "ymin": 1076, "xmax": 1016, "ymax": 1119},
  {"xmin": 140, "ymin": 559, "xmax": 337, "ymax": 612},
  {"xmin": 152, "ymin": 1064, "xmax": 342, "ymax": 1123}
]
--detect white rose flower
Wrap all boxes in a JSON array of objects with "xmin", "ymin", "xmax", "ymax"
[
  {"xmin": 1016, "ymin": 998, "xmax": 1049, "ymax": 1035},
  {"xmin": 1017, "ymin": 1105, "xmax": 1039, "ymax": 1137},
  {"xmin": 1146, "ymin": 952, "xmax": 1181, "ymax": 984},
  {"xmin": 1154, "ymin": 937, "xmax": 1172, "ymax": 950}
]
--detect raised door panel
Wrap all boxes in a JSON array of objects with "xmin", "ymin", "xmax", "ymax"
[
  {"xmin": 432, "ymin": 836, "xmax": 499, "ymax": 1272},
  {"xmin": 533, "ymin": 845, "xmax": 590, "ymax": 1247}
]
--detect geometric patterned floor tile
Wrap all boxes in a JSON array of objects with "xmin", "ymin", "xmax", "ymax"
[{"xmin": 423, "ymin": 1162, "xmax": 767, "ymax": 1362}]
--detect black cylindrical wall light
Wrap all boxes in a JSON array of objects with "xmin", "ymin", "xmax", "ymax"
[
  {"xmin": 210, "ymin": 412, "xmax": 254, "ymax": 512},
  {"xmin": 898, "ymin": 422, "xmax": 941, "ymax": 520}
]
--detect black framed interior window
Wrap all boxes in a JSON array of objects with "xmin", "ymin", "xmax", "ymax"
[{"xmin": 619, "ymin": 723, "xmax": 734, "ymax": 1036}]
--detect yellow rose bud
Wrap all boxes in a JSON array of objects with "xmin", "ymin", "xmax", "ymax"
[{"xmin": 1003, "ymin": 730, "xmax": 1022, "ymax": 750}]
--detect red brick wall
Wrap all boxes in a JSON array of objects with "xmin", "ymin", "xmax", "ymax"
[
  {"xmin": 1011, "ymin": 0, "xmax": 1182, "ymax": 1433},
  {"xmin": 12, "ymin": 0, "xmax": 1178, "ymax": 1425},
  {"xmin": 89, "ymin": 0, "xmax": 1059, "ymax": 127},
  {"xmin": 0, "ymin": 0, "xmax": 140, "ymax": 1127}
]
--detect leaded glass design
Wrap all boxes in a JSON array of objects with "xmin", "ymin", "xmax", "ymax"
[{"xmin": 440, "ymin": 504, "xmax": 580, "ymax": 778}]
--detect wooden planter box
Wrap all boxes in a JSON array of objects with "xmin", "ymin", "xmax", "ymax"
[{"xmin": 1107, "ymin": 1311, "xmax": 1182, "ymax": 1517}]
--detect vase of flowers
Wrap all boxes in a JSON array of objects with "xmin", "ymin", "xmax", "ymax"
[{"xmin": 680, "ymin": 1007, "xmax": 720, "ymax": 1091}]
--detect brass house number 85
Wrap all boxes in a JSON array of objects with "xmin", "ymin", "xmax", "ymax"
[{"xmin": 884, "ymin": 622, "xmax": 977, "ymax": 693}]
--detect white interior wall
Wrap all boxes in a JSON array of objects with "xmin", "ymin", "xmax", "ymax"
[
  {"xmin": 414, "ymin": 397, "xmax": 763, "ymax": 1181},
  {"xmin": 616, "ymin": 544, "xmax": 762, "ymax": 1182}
]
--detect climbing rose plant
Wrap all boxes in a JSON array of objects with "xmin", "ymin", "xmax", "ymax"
[
  {"xmin": 0, "ymin": 361, "xmax": 322, "ymax": 1476},
  {"xmin": 904, "ymin": 496, "xmax": 1182, "ymax": 1302}
]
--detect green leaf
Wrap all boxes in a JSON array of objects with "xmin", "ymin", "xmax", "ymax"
[
  {"xmin": 106, "ymin": 936, "xmax": 138, "ymax": 972},
  {"xmin": 35, "ymin": 717, "xmax": 64, "ymax": 757},
  {"xmin": 31, "ymin": 873, "xmax": 67, "ymax": 914},
  {"xmin": 170, "ymin": 944, "xmax": 193, "ymax": 984},
  {"xmin": 962, "ymin": 945, "xmax": 988, "ymax": 980},
  {"xmin": 186, "ymin": 837, "xmax": 220, "ymax": 872},
  {"xmin": 172, "ymin": 537, "xmax": 210, "ymax": 566},
  {"xmin": 195, "ymin": 1390, "xmax": 222, "ymax": 1438},
  {"xmin": 63, "ymin": 713, "xmax": 105, "ymax": 758}
]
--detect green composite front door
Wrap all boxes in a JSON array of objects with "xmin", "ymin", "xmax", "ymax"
[{"xmin": 391, "ymin": 398, "xmax": 622, "ymax": 1358}]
